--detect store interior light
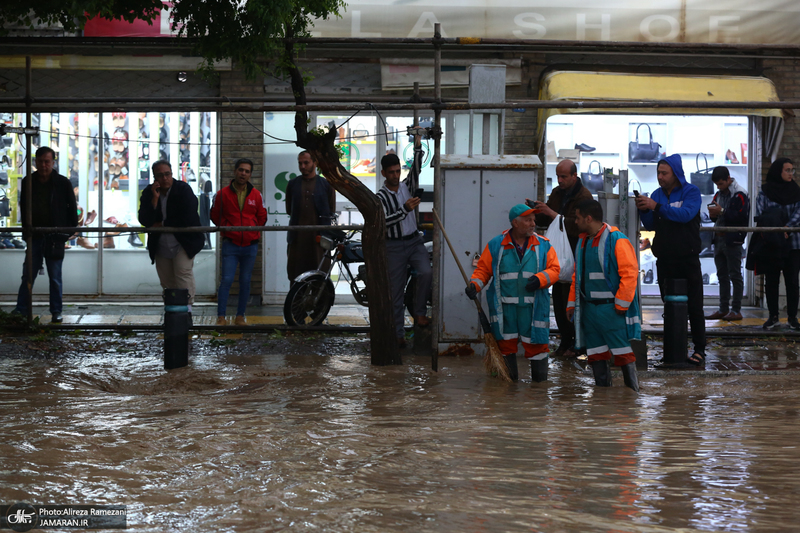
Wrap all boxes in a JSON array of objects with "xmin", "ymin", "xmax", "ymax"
[{"xmin": 177, "ymin": 71, "xmax": 188, "ymax": 83}]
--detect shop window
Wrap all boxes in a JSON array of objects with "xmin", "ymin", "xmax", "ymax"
[{"xmin": 0, "ymin": 111, "xmax": 217, "ymax": 296}]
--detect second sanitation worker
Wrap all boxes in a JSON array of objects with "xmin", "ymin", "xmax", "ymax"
[
  {"xmin": 567, "ymin": 199, "xmax": 641, "ymax": 392},
  {"xmin": 466, "ymin": 203, "xmax": 560, "ymax": 382}
]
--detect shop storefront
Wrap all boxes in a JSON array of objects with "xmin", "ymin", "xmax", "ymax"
[
  {"xmin": 539, "ymin": 71, "xmax": 783, "ymax": 304},
  {"xmin": 0, "ymin": 111, "xmax": 218, "ymax": 297}
]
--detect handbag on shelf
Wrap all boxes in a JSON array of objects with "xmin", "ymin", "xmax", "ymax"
[
  {"xmin": 0, "ymin": 187, "xmax": 9, "ymax": 217},
  {"xmin": 580, "ymin": 160, "xmax": 604, "ymax": 193},
  {"xmin": 690, "ymin": 153, "xmax": 715, "ymax": 195},
  {"xmin": 628, "ymin": 124, "xmax": 662, "ymax": 163}
]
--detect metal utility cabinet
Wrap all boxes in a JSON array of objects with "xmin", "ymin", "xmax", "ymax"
[{"xmin": 438, "ymin": 155, "xmax": 541, "ymax": 347}]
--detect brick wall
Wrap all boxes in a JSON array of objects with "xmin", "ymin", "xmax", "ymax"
[{"xmin": 219, "ymin": 69, "xmax": 266, "ymax": 303}]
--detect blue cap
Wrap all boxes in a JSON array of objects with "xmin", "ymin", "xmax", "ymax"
[{"xmin": 509, "ymin": 203, "xmax": 537, "ymax": 223}]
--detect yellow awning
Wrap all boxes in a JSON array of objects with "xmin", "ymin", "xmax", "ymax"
[{"xmin": 537, "ymin": 71, "xmax": 782, "ymax": 150}]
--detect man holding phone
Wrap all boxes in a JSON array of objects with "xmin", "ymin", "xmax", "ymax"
[
  {"xmin": 138, "ymin": 159, "xmax": 205, "ymax": 309},
  {"xmin": 376, "ymin": 153, "xmax": 432, "ymax": 348},
  {"xmin": 531, "ymin": 159, "xmax": 593, "ymax": 358}
]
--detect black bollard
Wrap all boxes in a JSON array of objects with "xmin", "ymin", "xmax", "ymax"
[
  {"xmin": 163, "ymin": 288, "xmax": 190, "ymax": 370},
  {"xmin": 662, "ymin": 278, "xmax": 688, "ymax": 366}
]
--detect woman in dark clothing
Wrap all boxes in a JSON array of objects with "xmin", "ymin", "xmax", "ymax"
[{"xmin": 754, "ymin": 158, "xmax": 800, "ymax": 329}]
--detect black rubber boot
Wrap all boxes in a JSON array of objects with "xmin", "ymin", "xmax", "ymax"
[
  {"xmin": 503, "ymin": 354, "xmax": 519, "ymax": 381},
  {"xmin": 590, "ymin": 360, "xmax": 612, "ymax": 387},
  {"xmin": 530, "ymin": 356, "xmax": 549, "ymax": 383},
  {"xmin": 621, "ymin": 362, "xmax": 639, "ymax": 392}
]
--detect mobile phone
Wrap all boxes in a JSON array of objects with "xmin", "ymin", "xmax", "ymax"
[
  {"xmin": 708, "ymin": 203, "xmax": 715, "ymax": 208},
  {"xmin": 526, "ymin": 199, "xmax": 537, "ymax": 208},
  {"xmin": 633, "ymin": 190, "xmax": 640, "ymax": 198},
  {"xmin": 413, "ymin": 188, "xmax": 424, "ymax": 198}
]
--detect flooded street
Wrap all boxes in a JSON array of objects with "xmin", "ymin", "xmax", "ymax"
[{"xmin": 2, "ymin": 332, "xmax": 800, "ymax": 532}]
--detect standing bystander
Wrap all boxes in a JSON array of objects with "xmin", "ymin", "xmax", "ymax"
[
  {"xmin": 138, "ymin": 160, "xmax": 205, "ymax": 310},
  {"xmin": 635, "ymin": 154, "xmax": 706, "ymax": 366},
  {"xmin": 210, "ymin": 158, "xmax": 267, "ymax": 326},
  {"xmin": 705, "ymin": 166, "xmax": 749, "ymax": 321},
  {"xmin": 285, "ymin": 151, "xmax": 335, "ymax": 283},
  {"xmin": 12, "ymin": 146, "xmax": 78, "ymax": 323}
]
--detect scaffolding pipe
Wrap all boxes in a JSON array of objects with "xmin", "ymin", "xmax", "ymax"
[
  {"xmin": 431, "ymin": 23, "xmax": 443, "ymax": 372},
  {"xmin": 3, "ymin": 100, "xmax": 800, "ymax": 114}
]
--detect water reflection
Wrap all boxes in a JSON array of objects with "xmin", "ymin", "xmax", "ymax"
[{"xmin": 1, "ymin": 335, "xmax": 800, "ymax": 532}]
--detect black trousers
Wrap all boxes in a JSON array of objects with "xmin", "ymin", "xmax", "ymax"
[
  {"xmin": 552, "ymin": 282, "xmax": 574, "ymax": 350},
  {"xmin": 763, "ymin": 249, "xmax": 800, "ymax": 319},
  {"xmin": 657, "ymin": 255, "xmax": 706, "ymax": 353}
]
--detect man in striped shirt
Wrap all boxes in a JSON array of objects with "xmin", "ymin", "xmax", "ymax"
[{"xmin": 377, "ymin": 153, "xmax": 432, "ymax": 348}]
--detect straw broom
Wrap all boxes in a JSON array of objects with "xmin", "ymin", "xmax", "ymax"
[{"xmin": 432, "ymin": 209, "xmax": 512, "ymax": 382}]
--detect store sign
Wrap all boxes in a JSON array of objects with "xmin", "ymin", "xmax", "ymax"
[
  {"xmin": 83, "ymin": 4, "xmax": 176, "ymax": 37},
  {"xmin": 82, "ymin": 1, "xmax": 800, "ymax": 45}
]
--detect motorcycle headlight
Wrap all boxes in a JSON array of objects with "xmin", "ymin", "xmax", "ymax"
[{"xmin": 319, "ymin": 236, "xmax": 335, "ymax": 250}]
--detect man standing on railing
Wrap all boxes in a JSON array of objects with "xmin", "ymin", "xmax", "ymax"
[
  {"xmin": 210, "ymin": 158, "xmax": 267, "ymax": 326},
  {"xmin": 12, "ymin": 146, "xmax": 78, "ymax": 323},
  {"xmin": 377, "ymin": 153, "xmax": 432, "ymax": 348},
  {"xmin": 286, "ymin": 151, "xmax": 335, "ymax": 284},
  {"xmin": 138, "ymin": 160, "xmax": 205, "ymax": 311}
]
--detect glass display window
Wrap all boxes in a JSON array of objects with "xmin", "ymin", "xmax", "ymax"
[{"xmin": 0, "ymin": 111, "xmax": 217, "ymax": 296}]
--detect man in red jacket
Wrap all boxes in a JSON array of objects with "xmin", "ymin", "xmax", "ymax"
[{"xmin": 210, "ymin": 158, "xmax": 268, "ymax": 325}]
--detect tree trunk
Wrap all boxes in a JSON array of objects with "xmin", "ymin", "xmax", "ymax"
[{"xmin": 284, "ymin": 36, "xmax": 400, "ymax": 366}]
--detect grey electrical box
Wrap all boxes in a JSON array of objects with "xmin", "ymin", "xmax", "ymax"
[{"xmin": 438, "ymin": 155, "xmax": 541, "ymax": 345}]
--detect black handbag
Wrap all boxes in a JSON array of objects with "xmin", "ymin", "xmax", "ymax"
[
  {"xmin": 628, "ymin": 124, "xmax": 662, "ymax": 162},
  {"xmin": 690, "ymin": 153, "xmax": 715, "ymax": 195},
  {"xmin": 580, "ymin": 160, "xmax": 604, "ymax": 193},
  {"xmin": 0, "ymin": 187, "xmax": 9, "ymax": 217}
]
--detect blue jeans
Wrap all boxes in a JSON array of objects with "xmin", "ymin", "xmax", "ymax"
[
  {"xmin": 15, "ymin": 238, "xmax": 64, "ymax": 315},
  {"xmin": 217, "ymin": 240, "xmax": 258, "ymax": 317}
]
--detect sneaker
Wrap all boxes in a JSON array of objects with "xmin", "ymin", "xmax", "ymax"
[
  {"xmin": 51, "ymin": 314, "xmax": 63, "ymax": 324},
  {"xmin": 763, "ymin": 316, "xmax": 780, "ymax": 330},
  {"xmin": 234, "ymin": 316, "xmax": 247, "ymax": 326},
  {"xmin": 215, "ymin": 316, "xmax": 227, "ymax": 326},
  {"xmin": 789, "ymin": 317, "xmax": 800, "ymax": 330}
]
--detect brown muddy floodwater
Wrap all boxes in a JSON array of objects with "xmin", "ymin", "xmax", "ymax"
[{"xmin": 1, "ymin": 331, "xmax": 800, "ymax": 532}]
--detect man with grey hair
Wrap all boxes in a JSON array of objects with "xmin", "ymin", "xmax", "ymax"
[{"xmin": 138, "ymin": 160, "xmax": 205, "ymax": 308}]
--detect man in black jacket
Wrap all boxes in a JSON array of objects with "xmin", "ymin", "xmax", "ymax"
[
  {"xmin": 706, "ymin": 166, "xmax": 749, "ymax": 321},
  {"xmin": 12, "ymin": 146, "xmax": 78, "ymax": 323},
  {"xmin": 138, "ymin": 160, "xmax": 205, "ymax": 307}
]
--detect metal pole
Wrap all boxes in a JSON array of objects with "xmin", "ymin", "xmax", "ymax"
[
  {"xmin": 431, "ymin": 23, "xmax": 443, "ymax": 371},
  {"xmin": 24, "ymin": 57, "xmax": 33, "ymax": 328},
  {"xmin": 98, "ymin": 112, "xmax": 104, "ymax": 295}
]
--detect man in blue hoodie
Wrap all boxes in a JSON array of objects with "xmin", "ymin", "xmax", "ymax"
[{"xmin": 635, "ymin": 154, "xmax": 706, "ymax": 365}]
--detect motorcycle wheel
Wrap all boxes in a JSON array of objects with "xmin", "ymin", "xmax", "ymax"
[{"xmin": 283, "ymin": 275, "xmax": 335, "ymax": 326}]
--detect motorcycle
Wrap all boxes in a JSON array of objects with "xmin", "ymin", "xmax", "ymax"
[{"xmin": 283, "ymin": 227, "xmax": 432, "ymax": 326}]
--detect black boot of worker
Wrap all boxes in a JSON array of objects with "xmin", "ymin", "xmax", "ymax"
[
  {"xmin": 503, "ymin": 354, "xmax": 519, "ymax": 381},
  {"xmin": 620, "ymin": 362, "xmax": 639, "ymax": 392},
  {"xmin": 590, "ymin": 360, "xmax": 612, "ymax": 387},
  {"xmin": 530, "ymin": 356, "xmax": 549, "ymax": 383}
]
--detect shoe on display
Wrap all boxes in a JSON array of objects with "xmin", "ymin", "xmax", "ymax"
[
  {"xmin": 574, "ymin": 143, "xmax": 596, "ymax": 152},
  {"xmin": 763, "ymin": 316, "xmax": 780, "ymax": 330}
]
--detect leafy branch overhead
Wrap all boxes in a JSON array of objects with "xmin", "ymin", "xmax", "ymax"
[{"xmin": 0, "ymin": 0, "xmax": 346, "ymax": 81}]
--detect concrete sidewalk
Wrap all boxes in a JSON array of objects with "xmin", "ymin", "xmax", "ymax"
[{"xmin": 0, "ymin": 300, "xmax": 785, "ymax": 331}]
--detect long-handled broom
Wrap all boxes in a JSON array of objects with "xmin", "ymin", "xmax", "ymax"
[{"xmin": 432, "ymin": 208, "xmax": 511, "ymax": 382}]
